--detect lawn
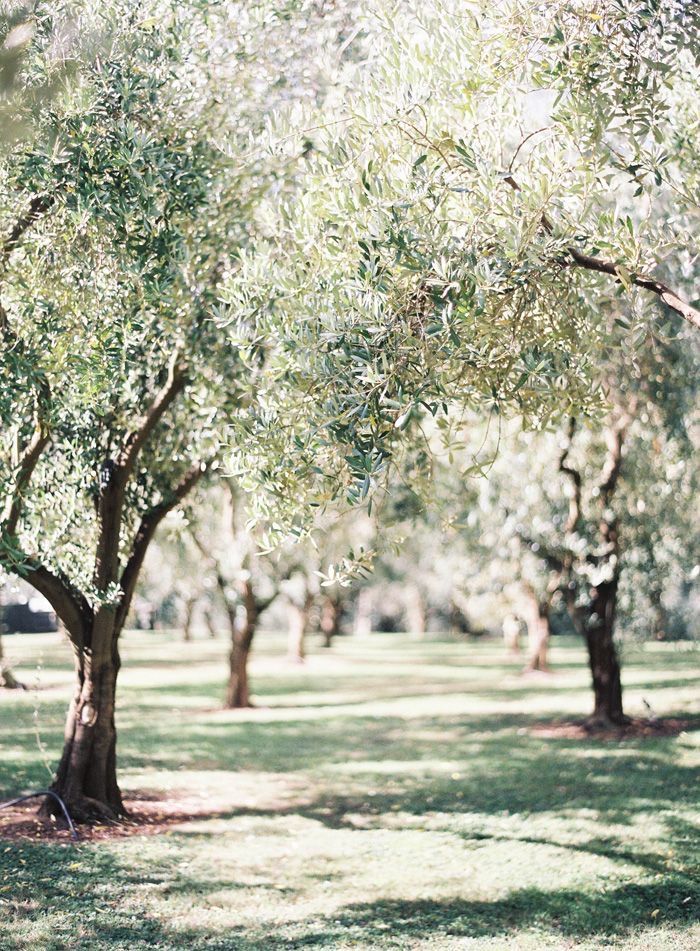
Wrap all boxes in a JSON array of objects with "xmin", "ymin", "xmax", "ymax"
[{"xmin": 0, "ymin": 630, "xmax": 698, "ymax": 950}]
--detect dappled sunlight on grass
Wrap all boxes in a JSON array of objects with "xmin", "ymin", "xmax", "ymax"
[{"xmin": 0, "ymin": 630, "xmax": 698, "ymax": 948}]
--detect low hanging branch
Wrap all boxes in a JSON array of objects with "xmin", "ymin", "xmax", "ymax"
[
  {"xmin": 503, "ymin": 175, "xmax": 700, "ymax": 331},
  {"xmin": 16, "ymin": 556, "xmax": 90, "ymax": 647}
]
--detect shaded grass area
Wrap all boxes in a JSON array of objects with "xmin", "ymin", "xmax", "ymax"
[{"xmin": 0, "ymin": 631, "xmax": 698, "ymax": 949}]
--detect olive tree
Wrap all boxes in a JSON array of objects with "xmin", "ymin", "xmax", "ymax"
[{"xmin": 0, "ymin": 0, "xmax": 353, "ymax": 819}]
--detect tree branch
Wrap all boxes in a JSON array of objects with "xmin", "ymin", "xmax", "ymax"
[
  {"xmin": 116, "ymin": 461, "xmax": 207, "ymax": 629},
  {"xmin": 503, "ymin": 175, "xmax": 700, "ymax": 331},
  {"xmin": 0, "ymin": 195, "xmax": 54, "ymax": 275},
  {"xmin": 15, "ymin": 556, "xmax": 90, "ymax": 647},
  {"xmin": 515, "ymin": 530, "xmax": 568, "ymax": 573},
  {"xmin": 558, "ymin": 416, "xmax": 582, "ymax": 534},
  {"xmin": 598, "ymin": 416, "xmax": 629, "ymax": 506},
  {"xmin": 2, "ymin": 419, "xmax": 50, "ymax": 536},
  {"xmin": 117, "ymin": 350, "xmax": 188, "ymax": 476}
]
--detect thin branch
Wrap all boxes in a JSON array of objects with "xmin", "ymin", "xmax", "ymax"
[
  {"xmin": 515, "ymin": 530, "xmax": 567, "ymax": 573},
  {"xmin": 503, "ymin": 175, "xmax": 700, "ymax": 331},
  {"xmin": 598, "ymin": 416, "xmax": 629, "ymax": 505},
  {"xmin": 117, "ymin": 350, "xmax": 188, "ymax": 476},
  {"xmin": 558, "ymin": 416, "xmax": 582, "ymax": 534},
  {"xmin": 0, "ymin": 195, "xmax": 54, "ymax": 274},
  {"xmin": 507, "ymin": 127, "xmax": 551, "ymax": 174},
  {"xmin": 116, "ymin": 461, "xmax": 207, "ymax": 629},
  {"xmin": 3, "ymin": 417, "xmax": 51, "ymax": 536}
]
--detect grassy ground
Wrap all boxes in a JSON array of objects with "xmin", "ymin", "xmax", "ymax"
[{"xmin": 0, "ymin": 630, "xmax": 698, "ymax": 950}]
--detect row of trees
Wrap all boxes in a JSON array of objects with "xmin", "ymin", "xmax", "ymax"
[{"xmin": 0, "ymin": 1, "xmax": 698, "ymax": 820}]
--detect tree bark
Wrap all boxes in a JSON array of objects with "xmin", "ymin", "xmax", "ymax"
[
  {"xmin": 287, "ymin": 596, "xmax": 312, "ymax": 663},
  {"xmin": 584, "ymin": 579, "xmax": 625, "ymax": 726},
  {"xmin": 182, "ymin": 595, "xmax": 197, "ymax": 642},
  {"xmin": 43, "ymin": 610, "xmax": 125, "ymax": 821},
  {"xmin": 320, "ymin": 595, "xmax": 340, "ymax": 648},
  {"xmin": 225, "ymin": 582, "xmax": 257, "ymax": 709},
  {"xmin": 522, "ymin": 589, "xmax": 551, "ymax": 672}
]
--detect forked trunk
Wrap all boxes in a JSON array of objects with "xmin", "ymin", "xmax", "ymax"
[
  {"xmin": 43, "ymin": 611, "xmax": 124, "ymax": 822},
  {"xmin": 585, "ymin": 579, "xmax": 625, "ymax": 726}
]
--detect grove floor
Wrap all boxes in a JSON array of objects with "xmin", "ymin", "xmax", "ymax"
[{"xmin": 0, "ymin": 630, "xmax": 698, "ymax": 950}]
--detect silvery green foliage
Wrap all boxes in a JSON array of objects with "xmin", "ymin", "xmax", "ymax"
[
  {"xmin": 0, "ymin": 0, "xmax": 356, "ymax": 598},
  {"xmin": 222, "ymin": 0, "xmax": 699, "ymax": 531}
]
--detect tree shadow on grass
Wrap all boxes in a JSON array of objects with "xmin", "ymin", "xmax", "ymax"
[
  {"xmin": 298, "ymin": 882, "xmax": 699, "ymax": 944},
  {"xmin": 1, "ymin": 807, "xmax": 698, "ymax": 950}
]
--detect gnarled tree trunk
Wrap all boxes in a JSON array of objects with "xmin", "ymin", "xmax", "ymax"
[
  {"xmin": 584, "ymin": 578, "xmax": 624, "ymax": 726},
  {"xmin": 182, "ymin": 594, "xmax": 197, "ymax": 642},
  {"xmin": 225, "ymin": 582, "xmax": 257, "ymax": 709},
  {"xmin": 43, "ymin": 609, "xmax": 124, "ymax": 821}
]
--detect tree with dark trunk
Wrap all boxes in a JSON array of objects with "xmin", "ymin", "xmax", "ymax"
[
  {"xmin": 514, "ymin": 413, "xmax": 631, "ymax": 724},
  {"xmin": 561, "ymin": 415, "xmax": 630, "ymax": 725},
  {"xmin": 7, "ymin": 375, "xmax": 207, "ymax": 821},
  {"xmin": 0, "ymin": 0, "xmax": 361, "ymax": 823}
]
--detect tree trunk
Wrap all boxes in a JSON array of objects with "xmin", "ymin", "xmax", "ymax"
[
  {"xmin": 0, "ymin": 632, "xmax": 23, "ymax": 689},
  {"xmin": 584, "ymin": 579, "xmax": 625, "ymax": 726},
  {"xmin": 649, "ymin": 587, "xmax": 669, "ymax": 641},
  {"xmin": 353, "ymin": 588, "xmax": 373, "ymax": 639},
  {"xmin": 320, "ymin": 595, "xmax": 340, "ymax": 648},
  {"xmin": 225, "ymin": 585, "xmax": 257, "ymax": 709},
  {"xmin": 522, "ymin": 590, "xmax": 550, "ymax": 672},
  {"xmin": 226, "ymin": 632, "xmax": 255, "ymax": 708},
  {"xmin": 405, "ymin": 585, "xmax": 427, "ymax": 638},
  {"xmin": 43, "ymin": 610, "xmax": 125, "ymax": 822},
  {"xmin": 287, "ymin": 596, "xmax": 312, "ymax": 663},
  {"xmin": 182, "ymin": 595, "xmax": 197, "ymax": 642},
  {"xmin": 205, "ymin": 607, "xmax": 218, "ymax": 639}
]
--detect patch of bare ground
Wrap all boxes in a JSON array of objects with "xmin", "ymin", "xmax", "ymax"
[
  {"xmin": 528, "ymin": 716, "xmax": 694, "ymax": 741},
  {"xmin": 0, "ymin": 790, "xmax": 227, "ymax": 844}
]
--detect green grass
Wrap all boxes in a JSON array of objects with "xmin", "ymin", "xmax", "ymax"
[{"xmin": 0, "ymin": 630, "xmax": 698, "ymax": 950}]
